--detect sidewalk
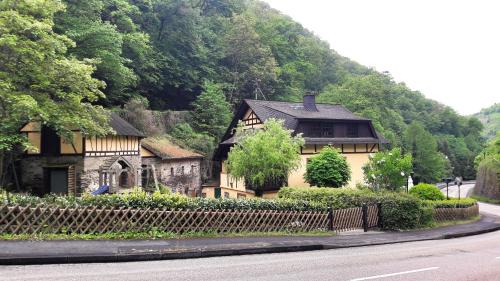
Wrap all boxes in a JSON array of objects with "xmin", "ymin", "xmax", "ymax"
[{"xmin": 2, "ymin": 214, "xmax": 500, "ymax": 265}]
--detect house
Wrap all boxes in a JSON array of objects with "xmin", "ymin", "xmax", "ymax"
[
  {"xmin": 141, "ymin": 138, "xmax": 203, "ymax": 197},
  {"xmin": 19, "ymin": 113, "xmax": 145, "ymax": 195},
  {"xmin": 205, "ymin": 94, "xmax": 389, "ymax": 198}
]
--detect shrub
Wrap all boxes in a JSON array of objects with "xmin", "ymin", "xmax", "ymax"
[
  {"xmin": 304, "ymin": 146, "xmax": 351, "ymax": 187},
  {"xmin": 278, "ymin": 187, "xmax": 432, "ymax": 230},
  {"xmin": 427, "ymin": 198, "xmax": 477, "ymax": 208},
  {"xmin": 409, "ymin": 183, "xmax": 445, "ymax": 200},
  {"xmin": 0, "ymin": 188, "xmax": 326, "ymax": 212}
]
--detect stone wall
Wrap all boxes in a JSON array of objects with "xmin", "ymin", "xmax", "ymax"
[
  {"xmin": 19, "ymin": 155, "xmax": 84, "ymax": 196},
  {"xmin": 142, "ymin": 157, "xmax": 202, "ymax": 196},
  {"xmin": 82, "ymin": 155, "xmax": 142, "ymax": 193}
]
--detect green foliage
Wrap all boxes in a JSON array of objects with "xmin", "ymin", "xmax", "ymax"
[
  {"xmin": 190, "ymin": 81, "xmax": 232, "ymax": 139},
  {"xmin": 278, "ymin": 187, "xmax": 432, "ymax": 230},
  {"xmin": 404, "ymin": 122, "xmax": 447, "ymax": 183},
  {"xmin": 426, "ymin": 198, "xmax": 477, "ymax": 209},
  {"xmin": 473, "ymin": 134, "xmax": 500, "ymax": 199},
  {"xmin": 0, "ymin": 188, "xmax": 326, "ymax": 212},
  {"xmin": 473, "ymin": 103, "xmax": 500, "ymax": 140},
  {"xmin": 304, "ymin": 146, "xmax": 351, "ymax": 188},
  {"xmin": 169, "ymin": 123, "xmax": 215, "ymax": 157},
  {"xmin": 226, "ymin": 119, "xmax": 304, "ymax": 195},
  {"xmin": 0, "ymin": 0, "xmax": 111, "ymax": 152},
  {"xmin": 409, "ymin": 183, "xmax": 445, "ymax": 200},
  {"xmin": 362, "ymin": 148, "xmax": 413, "ymax": 190}
]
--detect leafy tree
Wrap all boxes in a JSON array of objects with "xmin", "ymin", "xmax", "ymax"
[
  {"xmin": 169, "ymin": 123, "xmax": 215, "ymax": 157},
  {"xmin": 190, "ymin": 81, "xmax": 232, "ymax": 139},
  {"xmin": 225, "ymin": 119, "xmax": 304, "ymax": 196},
  {"xmin": 0, "ymin": 0, "xmax": 110, "ymax": 183},
  {"xmin": 404, "ymin": 122, "xmax": 446, "ymax": 183},
  {"xmin": 362, "ymin": 148, "xmax": 413, "ymax": 190},
  {"xmin": 304, "ymin": 146, "xmax": 350, "ymax": 188}
]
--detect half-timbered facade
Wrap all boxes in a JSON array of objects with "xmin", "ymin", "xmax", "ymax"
[
  {"xmin": 19, "ymin": 113, "xmax": 145, "ymax": 195},
  {"xmin": 207, "ymin": 95, "xmax": 389, "ymax": 198}
]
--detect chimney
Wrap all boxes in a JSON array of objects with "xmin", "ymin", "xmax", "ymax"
[{"xmin": 303, "ymin": 93, "xmax": 318, "ymax": 111}]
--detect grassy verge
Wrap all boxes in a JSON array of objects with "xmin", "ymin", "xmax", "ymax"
[
  {"xmin": 471, "ymin": 195, "xmax": 500, "ymax": 205},
  {"xmin": 432, "ymin": 215, "xmax": 481, "ymax": 228},
  {"xmin": 0, "ymin": 230, "xmax": 334, "ymax": 241}
]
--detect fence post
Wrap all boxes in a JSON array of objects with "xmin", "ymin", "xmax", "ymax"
[
  {"xmin": 362, "ymin": 203, "xmax": 368, "ymax": 232},
  {"xmin": 327, "ymin": 207, "xmax": 334, "ymax": 231},
  {"xmin": 377, "ymin": 202, "xmax": 383, "ymax": 229}
]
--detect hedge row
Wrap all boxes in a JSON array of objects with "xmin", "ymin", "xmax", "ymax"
[
  {"xmin": 427, "ymin": 198, "xmax": 477, "ymax": 209},
  {"xmin": 279, "ymin": 187, "xmax": 436, "ymax": 230},
  {"xmin": 0, "ymin": 189, "xmax": 326, "ymax": 212}
]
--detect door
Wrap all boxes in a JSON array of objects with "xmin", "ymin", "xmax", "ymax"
[
  {"xmin": 41, "ymin": 126, "xmax": 60, "ymax": 156},
  {"xmin": 49, "ymin": 168, "xmax": 68, "ymax": 194},
  {"xmin": 214, "ymin": 187, "xmax": 221, "ymax": 199}
]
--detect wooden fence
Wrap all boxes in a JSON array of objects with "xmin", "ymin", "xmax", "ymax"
[
  {"xmin": 0, "ymin": 204, "xmax": 380, "ymax": 235},
  {"xmin": 434, "ymin": 204, "xmax": 479, "ymax": 222}
]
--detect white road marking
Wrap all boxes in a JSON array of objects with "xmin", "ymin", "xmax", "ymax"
[{"xmin": 349, "ymin": 267, "xmax": 439, "ymax": 281}]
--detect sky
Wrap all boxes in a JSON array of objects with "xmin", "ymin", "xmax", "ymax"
[{"xmin": 263, "ymin": 0, "xmax": 500, "ymax": 115}]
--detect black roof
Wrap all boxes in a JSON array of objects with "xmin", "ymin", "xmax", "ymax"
[{"xmin": 109, "ymin": 113, "xmax": 144, "ymax": 137}]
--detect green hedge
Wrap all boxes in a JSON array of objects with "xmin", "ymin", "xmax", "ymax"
[
  {"xmin": 0, "ymin": 189, "xmax": 326, "ymax": 212},
  {"xmin": 409, "ymin": 183, "xmax": 445, "ymax": 200},
  {"xmin": 279, "ymin": 187, "xmax": 433, "ymax": 230},
  {"xmin": 426, "ymin": 198, "xmax": 477, "ymax": 208}
]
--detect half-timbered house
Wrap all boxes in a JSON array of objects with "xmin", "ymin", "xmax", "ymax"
[
  {"xmin": 206, "ymin": 95, "xmax": 389, "ymax": 198},
  {"xmin": 19, "ymin": 113, "xmax": 145, "ymax": 195}
]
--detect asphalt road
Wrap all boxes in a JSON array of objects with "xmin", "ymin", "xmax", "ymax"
[
  {"xmin": 2, "ymin": 229, "xmax": 500, "ymax": 281},
  {"xmin": 440, "ymin": 183, "xmax": 475, "ymax": 199}
]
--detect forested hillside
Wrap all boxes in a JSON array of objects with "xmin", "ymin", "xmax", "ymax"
[
  {"xmin": 473, "ymin": 103, "xmax": 500, "ymax": 140},
  {"xmin": 0, "ymin": 0, "xmax": 485, "ymax": 181}
]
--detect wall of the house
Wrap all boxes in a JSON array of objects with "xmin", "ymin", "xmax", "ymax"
[
  {"xmin": 82, "ymin": 155, "xmax": 142, "ymax": 193},
  {"xmin": 19, "ymin": 156, "xmax": 84, "ymax": 196},
  {"xmin": 142, "ymin": 157, "xmax": 202, "ymax": 196},
  {"xmin": 85, "ymin": 136, "xmax": 141, "ymax": 156}
]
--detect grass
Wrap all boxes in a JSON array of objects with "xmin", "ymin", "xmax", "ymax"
[
  {"xmin": 432, "ymin": 215, "xmax": 481, "ymax": 228},
  {"xmin": 470, "ymin": 195, "xmax": 500, "ymax": 205},
  {"xmin": 0, "ymin": 229, "xmax": 334, "ymax": 241}
]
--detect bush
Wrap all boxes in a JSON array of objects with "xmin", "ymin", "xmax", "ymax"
[
  {"xmin": 409, "ymin": 183, "xmax": 445, "ymax": 200},
  {"xmin": 427, "ymin": 198, "xmax": 477, "ymax": 208},
  {"xmin": 0, "ymin": 188, "xmax": 326, "ymax": 212},
  {"xmin": 362, "ymin": 148, "xmax": 412, "ymax": 191},
  {"xmin": 278, "ymin": 187, "xmax": 433, "ymax": 230},
  {"xmin": 305, "ymin": 146, "xmax": 351, "ymax": 187}
]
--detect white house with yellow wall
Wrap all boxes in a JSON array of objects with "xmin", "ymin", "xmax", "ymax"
[{"xmin": 204, "ymin": 95, "xmax": 389, "ymax": 199}]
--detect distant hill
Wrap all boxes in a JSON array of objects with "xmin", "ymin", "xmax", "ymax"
[{"xmin": 473, "ymin": 103, "xmax": 500, "ymax": 140}]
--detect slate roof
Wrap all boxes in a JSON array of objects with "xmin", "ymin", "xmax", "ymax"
[
  {"xmin": 142, "ymin": 138, "xmax": 203, "ymax": 160},
  {"xmin": 244, "ymin": 99, "xmax": 369, "ymax": 131},
  {"xmin": 109, "ymin": 113, "xmax": 145, "ymax": 137}
]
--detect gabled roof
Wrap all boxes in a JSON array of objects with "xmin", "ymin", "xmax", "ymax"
[
  {"xmin": 142, "ymin": 138, "xmax": 203, "ymax": 160},
  {"xmin": 244, "ymin": 99, "xmax": 369, "ymax": 125},
  {"xmin": 110, "ymin": 113, "xmax": 144, "ymax": 137}
]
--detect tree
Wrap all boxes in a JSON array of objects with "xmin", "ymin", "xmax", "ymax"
[
  {"xmin": 225, "ymin": 119, "xmax": 304, "ymax": 196},
  {"xmin": 404, "ymin": 122, "xmax": 446, "ymax": 183},
  {"xmin": 190, "ymin": 81, "xmax": 232, "ymax": 139},
  {"xmin": 304, "ymin": 146, "xmax": 350, "ymax": 187},
  {"xmin": 362, "ymin": 148, "xmax": 413, "ymax": 190},
  {"xmin": 0, "ymin": 0, "xmax": 111, "ymax": 184}
]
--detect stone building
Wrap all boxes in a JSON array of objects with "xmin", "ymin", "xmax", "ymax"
[
  {"xmin": 206, "ymin": 94, "xmax": 389, "ymax": 199},
  {"xmin": 19, "ymin": 113, "xmax": 145, "ymax": 195},
  {"xmin": 141, "ymin": 138, "xmax": 203, "ymax": 197}
]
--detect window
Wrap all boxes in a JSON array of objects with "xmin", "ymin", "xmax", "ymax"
[
  {"xmin": 311, "ymin": 124, "xmax": 321, "ymax": 137},
  {"xmin": 181, "ymin": 166, "xmax": 184, "ymax": 175},
  {"xmin": 322, "ymin": 123, "xmax": 334, "ymax": 137},
  {"xmin": 191, "ymin": 165, "xmax": 195, "ymax": 174},
  {"xmin": 170, "ymin": 167, "xmax": 174, "ymax": 176},
  {"xmin": 237, "ymin": 193, "xmax": 246, "ymax": 199},
  {"xmin": 224, "ymin": 192, "xmax": 230, "ymax": 198},
  {"xmin": 347, "ymin": 125, "xmax": 358, "ymax": 138},
  {"xmin": 201, "ymin": 192, "xmax": 207, "ymax": 198}
]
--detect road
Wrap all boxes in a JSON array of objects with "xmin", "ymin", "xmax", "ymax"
[{"xmin": 440, "ymin": 183, "xmax": 475, "ymax": 199}]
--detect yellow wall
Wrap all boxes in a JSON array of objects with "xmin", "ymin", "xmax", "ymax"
[
  {"xmin": 27, "ymin": 132, "xmax": 41, "ymax": 154},
  {"xmin": 20, "ymin": 122, "xmax": 41, "ymax": 132},
  {"xmin": 202, "ymin": 186, "xmax": 255, "ymax": 199},
  {"xmin": 60, "ymin": 132, "xmax": 83, "ymax": 154},
  {"xmin": 85, "ymin": 136, "xmax": 140, "ymax": 155},
  {"xmin": 140, "ymin": 146, "xmax": 155, "ymax": 157}
]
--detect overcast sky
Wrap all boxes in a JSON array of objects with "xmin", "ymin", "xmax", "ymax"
[{"xmin": 263, "ymin": 0, "xmax": 500, "ymax": 115}]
